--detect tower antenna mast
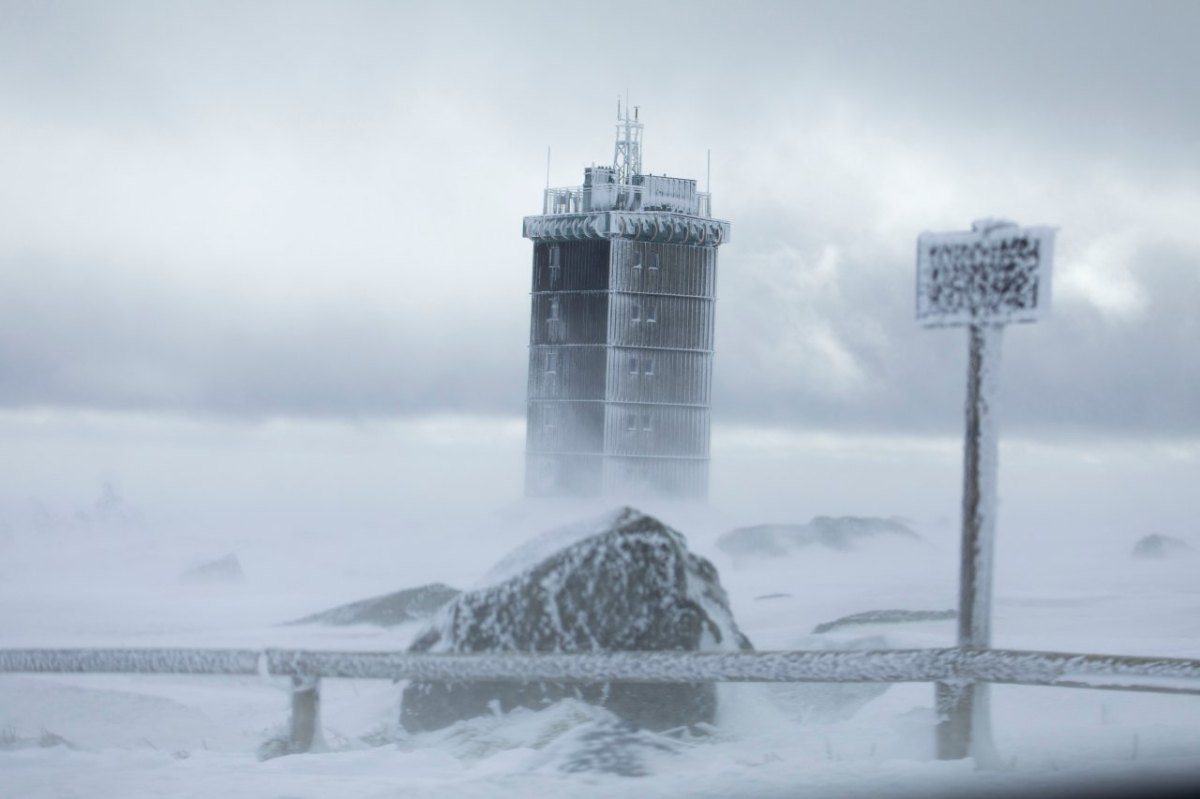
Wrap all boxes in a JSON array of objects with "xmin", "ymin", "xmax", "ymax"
[{"xmin": 613, "ymin": 97, "xmax": 643, "ymax": 184}]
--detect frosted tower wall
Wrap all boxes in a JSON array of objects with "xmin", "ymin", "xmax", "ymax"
[{"xmin": 522, "ymin": 113, "xmax": 731, "ymax": 498}]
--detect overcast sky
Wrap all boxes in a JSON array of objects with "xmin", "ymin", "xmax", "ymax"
[{"xmin": 1, "ymin": 1, "xmax": 1197, "ymax": 530}]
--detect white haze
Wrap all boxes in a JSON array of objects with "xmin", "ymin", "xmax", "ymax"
[{"xmin": 1, "ymin": 0, "xmax": 1199, "ymax": 796}]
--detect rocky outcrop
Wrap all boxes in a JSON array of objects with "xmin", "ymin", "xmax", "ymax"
[
  {"xmin": 399, "ymin": 507, "xmax": 751, "ymax": 733},
  {"xmin": 1131, "ymin": 534, "xmax": 1194, "ymax": 560},
  {"xmin": 717, "ymin": 516, "xmax": 920, "ymax": 559},
  {"xmin": 289, "ymin": 583, "xmax": 459, "ymax": 627},
  {"xmin": 179, "ymin": 553, "xmax": 244, "ymax": 585}
]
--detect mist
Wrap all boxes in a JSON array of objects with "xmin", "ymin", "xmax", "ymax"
[{"xmin": 2, "ymin": 1, "xmax": 1199, "ymax": 796}]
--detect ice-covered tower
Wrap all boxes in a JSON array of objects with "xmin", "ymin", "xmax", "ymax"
[{"xmin": 522, "ymin": 107, "xmax": 731, "ymax": 498}]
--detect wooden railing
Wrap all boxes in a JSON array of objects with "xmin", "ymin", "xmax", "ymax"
[{"xmin": 4, "ymin": 646, "xmax": 1199, "ymax": 758}]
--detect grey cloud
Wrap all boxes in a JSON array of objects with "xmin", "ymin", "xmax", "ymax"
[
  {"xmin": 0, "ymin": 0, "xmax": 1197, "ymax": 438},
  {"xmin": 0, "ymin": 255, "xmax": 528, "ymax": 418}
]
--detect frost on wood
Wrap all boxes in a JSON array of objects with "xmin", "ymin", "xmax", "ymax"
[
  {"xmin": 916, "ymin": 224, "xmax": 1055, "ymax": 327},
  {"xmin": 959, "ymin": 322, "xmax": 1003, "ymax": 649},
  {"xmin": 0, "ymin": 648, "xmax": 261, "ymax": 675},
  {"xmin": 4, "ymin": 647, "xmax": 1200, "ymax": 695},
  {"xmin": 399, "ymin": 507, "xmax": 752, "ymax": 733}
]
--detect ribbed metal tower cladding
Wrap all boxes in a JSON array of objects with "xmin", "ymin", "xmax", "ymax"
[{"xmin": 522, "ymin": 114, "xmax": 731, "ymax": 498}]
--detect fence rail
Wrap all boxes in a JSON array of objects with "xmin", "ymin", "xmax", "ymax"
[
  {"xmin": 4, "ymin": 646, "xmax": 1199, "ymax": 757},
  {"xmin": 6, "ymin": 646, "xmax": 1200, "ymax": 688}
]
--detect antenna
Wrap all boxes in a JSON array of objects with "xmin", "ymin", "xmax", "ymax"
[
  {"xmin": 612, "ymin": 98, "xmax": 644, "ymax": 184},
  {"xmin": 706, "ymin": 149, "xmax": 711, "ymax": 194},
  {"xmin": 545, "ymin": 146, "xmax": 551, "ymax": 190}
]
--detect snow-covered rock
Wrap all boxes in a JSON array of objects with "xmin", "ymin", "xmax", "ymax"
[
  {"xmin": 289, "ymin": 583, "xmax": 459, "ymax": 627},
  {"xmin": 399, "ymin": 507, "xmax": 751, "ymax": 733},
  {"xmin": 532, "ymin": 717, "xmax": 682, "ymax": 776},
  {"xmin": 716, "ymin": 516, "xmax": 920, "ymax": 559},
  {"xmin": 178, "ymin": 553, "xmax": 244, "ymax": 585},
  {"xmin": 1131, "ymin": 534, "xmax": 1194, "ymax": 559},
  {"xmin": 404, "ymin": 698, "xmax": 681, "ymax": 775},
  {"xmin": 812, "ymin": 609, "xmax": 957, "ymax": 634}
]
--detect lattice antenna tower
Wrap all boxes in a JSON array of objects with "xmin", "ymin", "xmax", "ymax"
[{"xmin": 613, "ymin": 99, "xmax": 643, "ymax": 184}]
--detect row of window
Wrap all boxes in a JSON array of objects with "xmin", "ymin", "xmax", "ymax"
[
  {"xmin": 541, "ymin": 353, "xmax": 656, "ymax": 377},
  {"xmin": 547, "ymin": 246, "xmax": 661, "ymax": 272},
  {"xmin": 627, "ymin": 412, "xmax": 653, "ymax": 432},
  {"xmin": 630, "ymin": 303, "xmax": 657, "ymax": 323},
  {"xmin": 629, "ymin": 355, "xmax": 654, "ymax": 376},
  {"xmin": 631, "ymin": 252, "xmax": 661, "ymax": 270},
  {"xmin": 544, "ymin": 298, "xmax": 657, "ymax": 324},
  {"xmin": 538, "ymin": 408, "xmax": 654, "ymax": 434}
]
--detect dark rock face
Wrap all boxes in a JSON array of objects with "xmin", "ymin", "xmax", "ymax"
[
  {"xmin": 717, "ymin": 516, "xmax": 919, "ymax": 559},
  {"xmin": 545, "ymin": 719, "xmax": 680, "ymax": 777},
  {"xmin": 1132, "ymin": 534, "xmax": 1194, "ymax": 560},
  {"xmin": 289, "ymin": 583, "xmax": 459, "ymax": 627},
  {"xmin": 179, "ymin": 553, "xmax": 244, "ymax": 585},
  {"xmin": 399, "ymin": 507, "xmax": 751, "ymax": 733},
  {"xmin": 812, "ymin": 608, "xmax": 957, "ymax": 634}
]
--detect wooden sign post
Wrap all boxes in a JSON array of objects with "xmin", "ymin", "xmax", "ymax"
[{"xmin": 917, "ymin": 219, "xmax": 1056, "ymax": 761}]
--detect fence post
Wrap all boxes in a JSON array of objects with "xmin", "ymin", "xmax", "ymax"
[
  {"xmin": 937, "ymin": 322, "xmax": 1001, "ymax": 761},
  {"xmin": 288, "ymin": 675, "xmax": 322, "ymax": 754},
  {"xmin": 935, "ymin": 679, "xmax": 973, "ymax": 759}
]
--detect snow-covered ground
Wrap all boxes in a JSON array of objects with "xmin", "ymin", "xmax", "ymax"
[{"xmin": 2, "ymin": 499, "xmax": 1199, "ymax": 798}]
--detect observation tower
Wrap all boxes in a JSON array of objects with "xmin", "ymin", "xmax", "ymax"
[{"xmin": 522, "ymin": 107, "xmax": 731, "ymax": 498}]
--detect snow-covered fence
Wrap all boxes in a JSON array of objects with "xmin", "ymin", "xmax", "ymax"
[
  {"xmin": 4, "ymin": 646, "xmax": 1200, "ymax": 755},
  {"xmin": 9, "ymin": 647, "xmax": 1200, "ymax": 687}
]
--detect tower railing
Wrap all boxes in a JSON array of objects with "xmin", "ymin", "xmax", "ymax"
[{"xmin": 542, "ymin": 185, "xmax": 714, "ymax": 218}]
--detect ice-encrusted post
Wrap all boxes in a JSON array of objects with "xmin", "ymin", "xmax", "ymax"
[
  {"xmin": 916, "ymin": 218, "xmax": 1056, "ymax": 763},
  {"xmin": 289, "ymin": 675, "xmax": 322, "ymax": 753},
  {"xmin": 938, "ymin": 321, "xmax": 1002, "ymax": 761}
]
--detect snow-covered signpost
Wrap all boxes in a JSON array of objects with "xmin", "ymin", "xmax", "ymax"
[{"xmin": 917, "ymin": 219, "xmax": 1056, "ymax": 761}]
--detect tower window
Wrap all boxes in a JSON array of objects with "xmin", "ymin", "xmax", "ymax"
[
  {"xmin": 548, "ymin": 245, "xmax": 561, "ymax": 268},
  {"xmin": 650, "ymin": 253, "xmax": 661, "ymax": 271},
  {"xmin": 545, "ymin": 351, "xmax": 558, "ymax": 374},
  {"xmin": 646, "ymin": 304, "xmax": 657, "ymax": 323},
  {"xmin": 644, "ymin": 356, "xmax": 654, "ymax": 375},
  {"xmin": 549, "ymin": 297, "xmax": 560, "ymax": 321},
  {"xmin": 543, "ymin": 406, "xmax": 556, "ymax": 432},
  {"xmin": 642, "ymin": 412, "xmax": 652, "ymax": 431},
  {"xmin": 631, "ymin": 303, "xmax": 640, "ymax": 322},
  {"xmin": 631, "ymin": 252, "xmax": 642, "ymax": 270},
  {"xmin": 629, "ymin": 356, "xmax": 638, "ymax": 375},
  {"xmin": 626, "ymin": 412, "xmax": 637, "ymax": 432}
]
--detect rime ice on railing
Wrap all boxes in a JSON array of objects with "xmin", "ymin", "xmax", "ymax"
[
  {"xmin": 5, "ymin": 645, "xmax": 1198, "ymax": 758},
  {"xmin": 5, "ymin": 647, "xmax": 1200, "ymax": 688}
]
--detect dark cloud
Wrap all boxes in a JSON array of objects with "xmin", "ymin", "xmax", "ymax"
[{"xmin": 0, "ymin": 0, "xmax": 1197, "ymax": 438}]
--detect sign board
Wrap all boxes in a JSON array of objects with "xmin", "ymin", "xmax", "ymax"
[
  {"xmin": 916, "ymin": 225, "xmax": 1056, "ymax": 327},
  {"xmin": 917, "ymin": 218, "xmax": 1057, "ymax": 762}
]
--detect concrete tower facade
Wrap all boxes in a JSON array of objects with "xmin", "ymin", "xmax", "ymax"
[{"xmin": 522, "ymin": 109, "xmax": 731, "ymax": 498}]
